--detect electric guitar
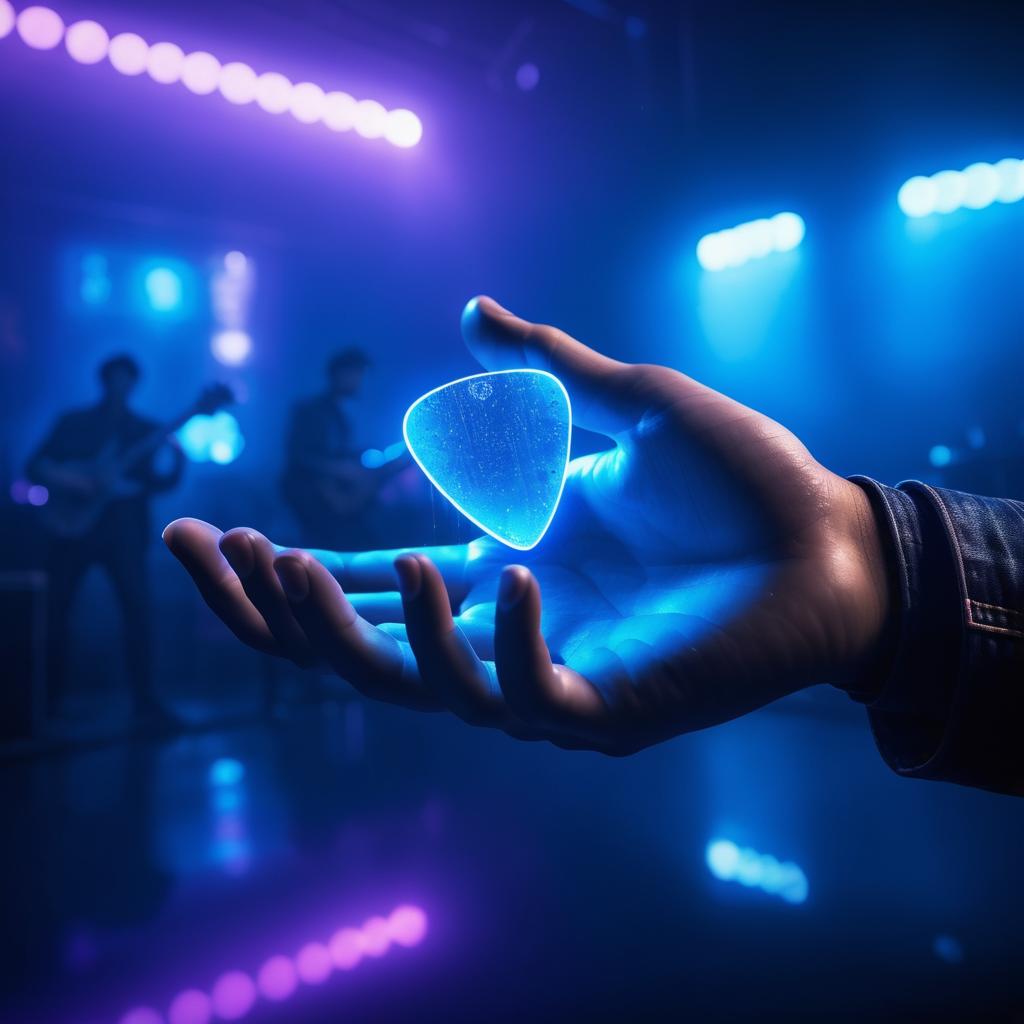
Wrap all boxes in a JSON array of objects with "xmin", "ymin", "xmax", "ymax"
[
  {"xmin": 286, "ymin": 444, "xmax": 412, "ymax": 521},
  {"xmin": 41, "ymin": 383, "xmax": 234, "ymax": 538}
]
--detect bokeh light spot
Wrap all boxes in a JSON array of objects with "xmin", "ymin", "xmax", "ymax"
[
  {"xmin": 257, "ymin": 956, "xmax": 297, "ymax": 1001},
  {"xmin": 329, "ymin": 927, "xmax": 364, "ymax": 970},
  {"xmin": 897, "ymin": 175, "xmax": 937, "ymax": 217},
  {"xmin": 323, "ymin": 91, "xmax": 357, "ymax": 131},
  {"xmin": 386, "ymin": 108, "xmax": 422, "ymax": 148},
  {"xmin": 289, "ymin": 81, "xmax": 326, "ymax": 124},
  {"xmin": 354, "ymin": 99, "xmax": 388, "ymax": 138},
  {"xmin": 360, "ymin": 916, "xmax": 392, "ymax": 957},
  {"xmin": 147, "ymin": 41, "xmax": 185, "ymax": 84},
  {"xmin": 65, "ymin": 19, "xmax": 108, "ymax": 64},
  {"xmin": 167, "ymin": 988, "xmax": 212, "ymax": 1024},
  {"xmin": 210, "ymin": 971, "xmax": 256, "ymax": 1021},
  {"xmin": 515, "ymin": 62, "xmax": 540, "ymax": 91},
  {"xmin": 144, "ymin": 266, "xmax": 183, "ymax": 312},
  {"xmin": 0, "ymin": 0, "xmax": 14, "ymax": 40},
  {"xmin": 255, "ymin": 71, "xmax": 292, "ymax": 114},
  {"xmin": 27, "ymin": 484, "xmax": 49, "ymax": 506},
  {"xmin": 211, "ymin": 329, "xmax": 252, "ymax": 367},
  {"xmin": 108, "ymin": 32, "xmax": 149, "ymax": 76},
  {"xmin": 388, "ymin": 905, "xmax": 428, "ymax": 947},
  {"xmin": 177, "ymin": 411, "xmax": 244, "ymax": 465},
  {"xmin": 961, "ymin": 161, "xmax": 1000, "ymax": 209},
  {"xmin": 118, "ymin": 1009, "xmax": 163, "ymax": 1024},
  {"xmin": 181, "ymin": 51, "xmax": 221, "ymax": 95},
  {"xmin": 209, "ymin": 758, "xmax": 245, "ymax": 787},
  {"xmin": 932, "ymin": 169, "xmax": 966, "ymax": 214},
  {"xmin": 16, "ymin": 5, "xmax": 64, "ymax": 50},
  {"xmin": 295, "ymin": 942, "xmax": 333, "ymax": 985},
  {"xmin": 218, "ymin": 61, "xmax": 258, "ymax": 104}
]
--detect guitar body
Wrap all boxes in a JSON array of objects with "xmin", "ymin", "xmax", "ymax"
[
  {"xmin": 40, "ymin": 443, "xmax": 140, "ymax": 538},
  {"xmin": 285, "ymin": 451, "xmax": 411, "ymax": 524},
  {"xmin": 41, "ymin": 476, "xmax": 105, "ymax": 539},
  {"xmin": 38, "ymin": 384, "xmax": 235, "ymax": 540}
]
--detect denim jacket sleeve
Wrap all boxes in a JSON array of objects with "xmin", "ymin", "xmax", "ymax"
[{"xmin": 847, "ymin": 477, "xmax": 1024, "ymax": 795}]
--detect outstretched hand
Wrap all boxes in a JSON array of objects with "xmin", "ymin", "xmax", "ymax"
[{"xmin": 164, "ymin": 297, "xmax": 890, "ymax": 754}]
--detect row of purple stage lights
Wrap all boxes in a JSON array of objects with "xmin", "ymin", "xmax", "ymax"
[
  {"xmin": 117, "ymin": 904, "xmax": 428, "ymax": 1024},
  {"xmin": 0, "ymin": 2, "xmax": 423, "ymax": 148}
]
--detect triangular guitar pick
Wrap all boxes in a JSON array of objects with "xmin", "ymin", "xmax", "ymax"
[{"xmin": 403, "ymin": 369, "xmax": 571, "ymax": 550}]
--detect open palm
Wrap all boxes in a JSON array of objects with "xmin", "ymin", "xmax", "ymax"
[{"xmin": 165, "ymin": 297, "xmax": 889, "ymax": 753}]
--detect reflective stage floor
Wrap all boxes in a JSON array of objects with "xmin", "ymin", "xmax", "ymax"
[{"xmin": 2, "ymin": 688, "xmax": 1022, "ymax": 1023}]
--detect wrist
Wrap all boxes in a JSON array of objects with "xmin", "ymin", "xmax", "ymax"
[{"xmin": 827, "ymin": 475, "xmax": 900, "ymax": 696}]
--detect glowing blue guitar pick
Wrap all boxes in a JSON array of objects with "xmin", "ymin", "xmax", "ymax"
[{"xmin": 403, "ymin": 369, "xmax": 571, "ymax": 550}]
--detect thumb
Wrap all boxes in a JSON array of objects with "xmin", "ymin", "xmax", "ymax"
[{"xmin": 460, "ymin": 296, "xmax": 641, "ymax": 436}]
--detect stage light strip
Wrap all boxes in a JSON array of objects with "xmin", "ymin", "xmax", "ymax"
[
  {"xmin": 115, "ymin": 904, "xmax": 428, "ymax": 1024},
  {"xmin": 0, "ymin": 1, "xmax": 423, "ymax": 148},
  {"xmin": 696, "ymin": 212, "xmax": 805, "ymax": 271},
  {"xmin": 705, "ymin": 838, "xmax": 808, "ymax": 904},
  {"xmin": 898, "ymin": 159, "xmax": 1024, "ymax": 218}
]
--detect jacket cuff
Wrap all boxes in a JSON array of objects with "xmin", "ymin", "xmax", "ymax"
[{"xmin": 847, "ymin": 477, "xmax": 964, "ymax": 777}]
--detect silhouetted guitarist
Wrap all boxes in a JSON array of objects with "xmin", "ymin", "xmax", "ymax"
[
  {"xmin": 281, "ymin": 348, "xmax": 408, "ymax": 550},
  {"xmin": 27, "ymin": 354, "xmax": 231, "ymax": 724}
]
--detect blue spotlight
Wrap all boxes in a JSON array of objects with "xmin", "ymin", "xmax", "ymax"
[
  {"xmin": 143, "ymin": 265, "xmax": 184, "ymax": 312},
  {"xmin": 929, "ymin": 444, "xmax": 954, "ymax": 468},
  {"xmin": 696, "ymin": 212, "xmax": 805, "ymax": 271},
  {"xmin": 177, "ymin": 410, "xmax": 244, "ymax": 464},
  {"xmin": 706, "ymin": 839, "xmax": 741, "ymax": 880},
  {"xmin": 209, "ymin": 758, "xmax": 245, "ymax": 788},
  {"xmin": 932, "ymin": 170, "xmax": 966, "ymax": 214},
  {"xmin": 897, "ymin": 176, "xmax": 938, "ymax": 218},
  {"xmin": 898, "ymin": 158, "xmax": 1023, "ymax": 217},
  {"xmin": 705, "ymin": 838, "xmax": 808, "ymax": 904},
  {"xmin": 994, "ymin": 158, "xmax": 1024, "ymax": 203},
  {"xmin": 962, "ymin": 162, "xmax": 1000, "ymax": 209}
]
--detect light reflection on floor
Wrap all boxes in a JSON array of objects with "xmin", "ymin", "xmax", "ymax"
[{"xmin": 1, "ymin": 692, "xmax": 1022, "ymax": 1023}]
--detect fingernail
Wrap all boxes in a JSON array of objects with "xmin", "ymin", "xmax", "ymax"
[
  {"xmin": 275, "ymin": 557, "xmax": 309, "ymax": 602},
  {"xmin": 394, "ymin": 555, "xmax": 422, "ymax": 599},
  {"xmin": 498, "ymin": 566, "xmax": 529, "ymax": 609},
  {"xmin": 222, "ymin": 532, "xmax": 255, "ymax": 579}
]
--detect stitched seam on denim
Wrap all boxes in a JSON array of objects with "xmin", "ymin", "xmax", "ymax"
[{"xmin": 965, "ymin": 599, "xmax": 1024, "ymax": 638}]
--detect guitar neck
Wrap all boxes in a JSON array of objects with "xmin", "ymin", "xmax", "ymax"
[{"xmin": 116, "ymin": 407, "xmax": 196, "ymax": 472}]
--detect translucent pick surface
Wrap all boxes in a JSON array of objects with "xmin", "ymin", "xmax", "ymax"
[{"xmin": 403, "ymin": 369, "xmax": 571, "ymax": 550}]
